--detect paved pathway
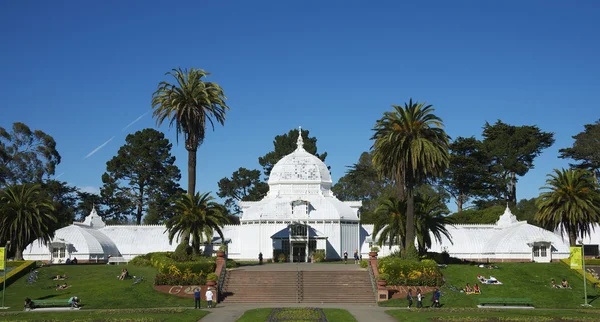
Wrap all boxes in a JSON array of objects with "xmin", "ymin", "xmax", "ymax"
[{"xmin": 199, "ymin": 302, "xmax": 397, "ymax": 322}]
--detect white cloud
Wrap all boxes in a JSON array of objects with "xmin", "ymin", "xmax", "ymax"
[
  {"xmin": 122, "ymin": 111, "xmax": 149, "ymax": 131},
  {"xmin": 84, "ymin": 136, "xmax": 115, "ymax": 159},
  {"xmin": 78, "ymin": 186, "xmax": 100, "ymax": 195}
]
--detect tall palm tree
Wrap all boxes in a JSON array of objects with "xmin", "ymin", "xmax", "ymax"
[
  {"xmin": 536, "ymin": 168, "xmax": 600, "ymax": 246},
  {"xmin": 0, "ymin": 184, "xmax": 56, "ymax": 259},
  {"xmin": 371, "ymin": 99, "xmax": 450, "ymax": 250},
  {"xmin": 372, "ymin": 197, "xmax": 407, "ymax": 250},
  {"xmin": 165, "ymin": 192, "xmax": 229, "ymax": 255},
  {"xmin": 414, "ymin": 194, "xmax": 453, "ymax": 254},
  {"xmin": 152, "ymin": 68, "xmax": 229, "ymax": 197}
]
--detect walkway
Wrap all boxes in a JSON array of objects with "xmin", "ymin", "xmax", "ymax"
[{"xmin": 199, "ymin": 302, "xmax": 396, "ymax": 322}]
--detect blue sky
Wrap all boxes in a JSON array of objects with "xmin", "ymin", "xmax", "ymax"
[{"xmin": 1, "ymin": 1, "xmax": 598, "ymax": 212}]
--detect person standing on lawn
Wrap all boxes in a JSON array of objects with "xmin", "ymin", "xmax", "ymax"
[
  {"xmin": 194, "ymin": 288, "xmax": 201, "ymax": 309},
  {"xmin": 205, "ymin": 288, "xmax": 214, "ymax": 308},
  {"xmin": 407, "ymin": 289, "xmax": 413, "ymax": 309},
  {"xmin": 416, "ymin": 289, "xmax": 422, "ymax": 308}
]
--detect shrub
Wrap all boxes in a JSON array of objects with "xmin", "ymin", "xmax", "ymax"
[
  {"xmin": 312, "ymin": 249, "xmax": 326, "ymax": 263},
  {"xmin": 129, "ymin": 255, "xmax": 152, "ymax": 267},
  {"xmin": 370, "ymin": 246, "xmax": 380, "ymax": 252},
  {"xmin": 154, "ymin": 265, "xmax": 206, "ymax": 286},
  {"xmin": 401, "ymin": 244, "xmax": 419, "ymax": 261},
  {"xmin": 206, "ymin": 273, "xmax": 218, "ymax": 281},
  {"xmin": 278, "ymin": 253, "xmax": 287, "ymax": 263},
  {"xmin": 146, "ymin": 252, "xmax": 215, "ymax": 274},
  {"xmin": 218, "ymin": 245, "xmax": 227, "ymax": 252},
  {"xmin": 171, "ymin": 242, "xmax": 192, "ymax": 262},
  {"xmin": 359, "ymin": 260, "xmax": 368, "ymax": 268},
  {"xmin": 377, "ymin": 273, "xmax": 389, "ymax": 281},
  {"xmin": 226, "ymin": 259, "xmax": 239, "ymax": 269},
  {"xmin": 378, "ymin": 257, "xmax": 443, "ymax": 286}
]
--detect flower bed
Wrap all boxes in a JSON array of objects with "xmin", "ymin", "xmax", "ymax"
[
  {"xmin": 378, "ymin": 258, "xmax": 443, "ymax": 286},
  {"xmin": 267, "ymin": 308, "xmax": 327, "ymax": 322},
  {"xmin": 154, "ymin": 265, "xmax": 206, "ymax": 286}
]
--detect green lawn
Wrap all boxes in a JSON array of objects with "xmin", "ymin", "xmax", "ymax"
[
  {"xmin": 380, "ymin": 262, "xmax": 600, "ymax": 308},
  {"xmin": 236, "ymin": 308, "xmax": 357, "ymax": 322},
  {"xmin": 0, "ymin": 308, "xmax": 209, "ymax": 322},
  {"xmin": 2, "ymin": 264, "xmax": 206, "ymax": 311},
  {"xmin": 385, "ymin": 308, "xmax": 600, "ymax": 322}
]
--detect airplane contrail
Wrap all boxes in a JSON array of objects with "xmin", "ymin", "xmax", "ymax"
[
  {"xmin": 84, "ymin": 136, "xmax": 115, "ymax": 159},
  {"xmin": 55, "ymin": 172, "xmax": 65, "ymax": 179},
  {"xmin": 122, "ymin": 111, "xmax": 149, "ymax": 131}
]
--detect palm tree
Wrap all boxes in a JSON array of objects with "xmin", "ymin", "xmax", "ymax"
[
  {"xmin": 535, "ymin": 168, "xmax": 600, "ymax": 246},
  {"xmin": 414, "ymin": 194, "xmax": 453, "ymax": 254},
  {"xmin": 371, "ymin": 99, "xmax": 450, "ymax": 250},
  {"xmin": 0, "ymin": 184, "xmax": 56, "ymax": 259},
  {"xmin": 152, "ymin": 68, "xmax": 229, "ymax": 197},
  {"xmin": 372, "ymin": 197, "xmax": 407, "ymax": 250},
  {"xmin": 165, "ymin": 192, "xmax": 229, "ymax": 255}
]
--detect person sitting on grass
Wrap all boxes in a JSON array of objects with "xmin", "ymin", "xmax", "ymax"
[
  {"xmin": 119, "ymin": 268, "xmax": 129, "ymax": 280},
  {"xmin": 561, "ymin": 279, "xmax": 570, "ymax": 289},
  {"xmin": 473, "ymin": 283, "xmax": 481, "ymax": 294},
  {"xmin": 465, "ymin": 283, "xmax": 473, "ymax": 293},
  {"xmin": 551, "ymin": 279, "xmax": 559, "ymax": 288}
]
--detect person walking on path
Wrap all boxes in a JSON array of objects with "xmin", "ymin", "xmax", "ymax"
[
  {"xmin": 432, "ymin": 288, "xmax": 441, "ymax": 308},
  {"xmin": 194, "ymin": 288, "xmax": 201, "ymax": 309},
  {"xmin": 354, "ymin": 250, "xmax": 359, "ymax": 264},
  {"xmin": 416, "ymin": 289, "xmax": 422, "ymax": 308},
  {"xmin": 407, "ymin": 289, "xmax": 413, "ymax": 309},
  {"xmin": 206, "ymin": 288, "xmax": 214, "ymax": 308}
]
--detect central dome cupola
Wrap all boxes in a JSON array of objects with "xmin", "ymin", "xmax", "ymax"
[{"xmin": 267, "ymin": 127, "xmax": 333, "ymax": 196}]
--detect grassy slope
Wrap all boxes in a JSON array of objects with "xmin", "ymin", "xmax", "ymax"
[
  {"xmin": 380, "ymin": 262, "xmax": 600, "ymax": 308},
  {"xmin": 385, "ymin": 309, "xmax": 600, "ymax": 322},
  {"xmin": 3, "ymin": 264, "xmax": 204, "ymax": 311},
  {"xmin": 236, "ymin": 308, "xmax": 358, "ymax": 322}
]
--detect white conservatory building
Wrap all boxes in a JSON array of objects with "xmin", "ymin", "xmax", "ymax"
[
  {"xmin": 24, "ymin": 129, "xmax": 365, "ymax": 263},
  {"xmin": 24, "ymin": 129, "xmax": 594, "ymax": 264},
  {"xmin": 363, "ymin": 206, "xmax": 573, "ymax": 263}
]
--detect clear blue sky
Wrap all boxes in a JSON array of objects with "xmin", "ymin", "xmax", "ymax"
[{"xmin": 1, "ymin": 1, "xmax": 598, "ymax": 212}]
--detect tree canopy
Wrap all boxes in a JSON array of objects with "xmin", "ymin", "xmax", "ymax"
[
  {"xmin": 482, "ymin": 120, "xmax": 554, "ymax": 203},
  {"xmin": 371, "ymin": 99, "xmax": 450, "ymax": 250},
  {"xmin": 0, "ymin": 122, "xmax": 61, "ymax": 188},
  {"xmin": 0, "ymin": 184, "xmax": 56, "ymax": 259},
  {"xmin": 440, "ymin": 137, "xmax": 489, "ymax": 212},
  {"xmin": 535, "ymin": 168, "xmax": 600, "ymax": 245},
  {"xmin": 332, "ymin": 151, "xmax": 394, "ymax": 224},
  {"xmin": 100, "ymin": 128, "xmax": 181, "ymax": 225},
  {"xmin": 559, "ymin": 119, "xmax": 600, "ymax": 183},
  {"xmin": 217, "ymin": 167, "xmax": 268, "ymax": 215}
]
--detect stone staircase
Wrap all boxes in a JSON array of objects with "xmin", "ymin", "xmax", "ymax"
[{"xmin": 221, "ymin": 270, "xmax": 374, "ymax": 303}]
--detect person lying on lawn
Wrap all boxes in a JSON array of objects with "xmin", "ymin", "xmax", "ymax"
[{"xmin": 56, "ymin": 283, "xmax": 70, "ymax": 290}]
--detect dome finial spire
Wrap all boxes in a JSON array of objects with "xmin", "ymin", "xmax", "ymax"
[{"xmin": 296, "ymin": 126, "xmax": 304, "ymax": 150}]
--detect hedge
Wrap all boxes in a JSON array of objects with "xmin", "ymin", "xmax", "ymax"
[
  {"xmin": 132, "ymin": 252, "xmax": 216, "ymax": 275},
  {"xmin": 378, "ymin": 258, "xmax": 443, "ymax": 286},
  {"xmin": 0, "ymin": 260, "xmax": 36, "ymax": 289}
]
